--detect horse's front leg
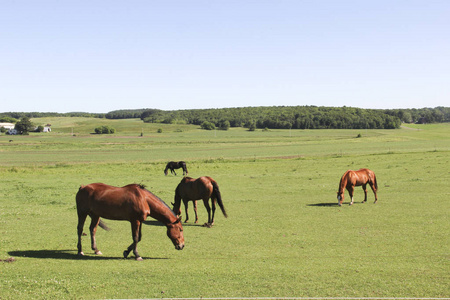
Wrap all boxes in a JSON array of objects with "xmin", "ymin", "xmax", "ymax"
[
  {"xmin": 124, "ymin": 220, "xmax": 143, "ymax": 261},
  {"xmin": 193, "ymin": 200, "xmax": 198, "ymax": 223},
  {"xmin": 183, "ymin": 200, "xmax": 190, "ymax": 223},
  {"xmin": 89, "ymin": 215, "xmax": 102, "ymax": 255},
  {"xmin": 362, "ymin": 184, "xmax": 368, "ymax": 203},
  {"xmin": 77, "ymin": 213, "xmax": 87, "ymax": 255},
  {"xmin": 348, "ymin": 187, "xmax": 355, "ymax": 205}
]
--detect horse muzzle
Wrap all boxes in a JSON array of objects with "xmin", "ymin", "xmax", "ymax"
[{"xmin": 175, "ymin": 243, "xmax": 185, "ymax": 250}]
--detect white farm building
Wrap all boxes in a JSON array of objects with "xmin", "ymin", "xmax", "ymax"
[{"xmin": 0, "ymin": 122, "xmax": 15, "ymax": 130}]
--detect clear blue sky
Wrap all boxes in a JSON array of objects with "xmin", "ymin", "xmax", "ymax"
[{"xmin": 1, "ymin": 0, "xmax": 449, "ymax": 113}]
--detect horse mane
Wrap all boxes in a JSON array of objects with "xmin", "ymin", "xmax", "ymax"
[{"xmin": 138, "ymin": 184, "xmax": 177, "ymax": 217}]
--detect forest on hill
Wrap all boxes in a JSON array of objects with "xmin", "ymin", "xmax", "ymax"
[
  {"xmin": 105, "ymin": 106, "xmax": 450, "ymax": 130},
  {"xmin": 1, "ymin": 106, "xmax": 449, "ymax": 130}
]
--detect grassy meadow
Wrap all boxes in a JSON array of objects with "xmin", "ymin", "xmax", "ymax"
[{"xmin": 0, "ymin": 118, "xmax": 449, "ymax": 299}]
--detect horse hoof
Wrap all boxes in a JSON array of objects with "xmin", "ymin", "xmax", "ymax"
[
  {"xmin": 95, "ymin": 250, "xmax": 102, "ymax": 255},
  {"xmin": 78, "ymin": 252, "xmax": 84, "ymax": 256},
  {"xmin": 123, "ymin": 251, "xmax": 129, "ymax": 258},
  {"xmin": 136, "ymin": 256, "xmax": 143, "ymax": 261}
]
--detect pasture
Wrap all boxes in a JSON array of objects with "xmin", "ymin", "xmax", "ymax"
[{"xmin": 0, "ymin": 118, "xmax": 449, "ymax": 299}]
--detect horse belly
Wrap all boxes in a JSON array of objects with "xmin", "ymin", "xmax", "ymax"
[{"xmin": 88, "ymin": 194, "xmax": 142, "ymax": 221}]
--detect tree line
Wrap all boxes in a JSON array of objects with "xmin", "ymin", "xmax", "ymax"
[
  {"xmin": 107, "ymin": 106, "xmax": 450, "ymax": 130},
  {"xmin": 2, "ymin": 106, "xmax": 449, "ymax": 131}
]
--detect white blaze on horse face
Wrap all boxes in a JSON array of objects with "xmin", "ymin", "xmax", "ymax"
[{"xmin": 337, "ymin": 195, "xmax": 342, "ymax": 201}]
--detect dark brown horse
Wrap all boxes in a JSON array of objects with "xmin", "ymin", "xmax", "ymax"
[
  {"xmin": 172, "ymin": 176, "xmax": 227, "ymax": 226},
  {"xmin": 164, "ymin": 161, "xmax": 188, "ymax": 176},
  {"xmin": 76, "ymin": 183, "xmax": 184, "ymax": 260},
  {"xmin": 337, "ymin": 168, "xmax": 378, "ymax": 206}
]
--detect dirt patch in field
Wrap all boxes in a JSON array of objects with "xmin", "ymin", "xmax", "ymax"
[
  {"xmin": 401, "ymin": 126, "xmax": 422, "ymax": 130},
  {"xmin": 263, "ymin": 155, "xmax": 305, "ymax": 160}
]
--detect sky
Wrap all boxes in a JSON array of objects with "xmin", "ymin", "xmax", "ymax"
[{"xmin": 1, "ymin": 0, "xmax": 449, "ymax": 113}]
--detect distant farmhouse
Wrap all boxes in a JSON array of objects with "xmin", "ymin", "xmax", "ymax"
[
  {"xmin": 0, "ymin": 122, "xmax": 51, "ymax": 135},
  {"xmin": 0, "ymin": 122, "xmax": 15, "ymax": 130},
  {"xmin": 0, "ymin": 122, "xmax": 17, "ymax": 135}
]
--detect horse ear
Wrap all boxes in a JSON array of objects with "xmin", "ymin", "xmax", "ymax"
[{"xmin": 171, "ymin": 202, "xmax": 175, "ymax": 206}]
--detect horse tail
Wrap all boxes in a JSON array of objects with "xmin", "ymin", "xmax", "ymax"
[
  {"xmin": 98, "ymin": 219, "xmax": 111, "ymax": 231},
  {"xmin": 211, "ymin": 180, "xmax": 228, "ymax": 218}
]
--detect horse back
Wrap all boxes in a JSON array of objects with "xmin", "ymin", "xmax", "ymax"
[
  {"xmin": 348, "ymin": 169, "xmax": 375, "ymax": 186},
  {"xmin": 176, "ymin": 176, "xmax": 213, "ymax": 200},
  {"xmin": 76, "ymin": 183, "xmax": 150, "ymax": 221}
]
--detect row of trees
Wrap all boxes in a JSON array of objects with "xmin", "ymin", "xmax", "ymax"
[
  {"xmin": 134, "ymin": 106, "xmax": 449, "ymax": 130},
  {"xmin": 0, "ymin": 112, "xmax": 105, "ymax": 119},
  {"xmin": 2, "ymin": 106, "xmax": 449, "ymax": 131},
  {"xmin": 136, "ymin": 106, "xmax": 405, "ymax": 130}
]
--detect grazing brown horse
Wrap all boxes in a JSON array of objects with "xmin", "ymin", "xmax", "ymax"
[
  {"xmin": 164, "ymin": 161, "xmax": 188, "ymax": 176},
  {"xmin": 337, "ymin": 168, "xmax": 378, "ymax": 206},
  {"xmin": 76, "ymin": 183, "xmax": 184, "ymax": 261},
  {"xmin": 172, "ymin": 176, "xmax": 227, "ymax": 226}
]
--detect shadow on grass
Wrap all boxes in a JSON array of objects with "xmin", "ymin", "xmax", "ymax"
[
  {"xmin": 308, "ymin": 202, "xmax": 339, "ymax": 207},
  {"xmin": 308, "ymin": 202, "xmax": 364, "ymax": 207},
  {"xmin": 8, "ymin": 250, "xmax": 168, "ymax": 260},
  {"xmin": 143, "ymin": 220, "xmax": 164, "ymax": 226},
  {"xmin": 145, "ymin": 219, "xmax": 213, "ymax": 228}
]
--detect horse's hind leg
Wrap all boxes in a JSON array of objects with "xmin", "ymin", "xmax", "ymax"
[
  {"xmin": 89, "ymin": 215, "xmax": 102, "ymax": 255},
  {"xmin": 370, "ymin": 183, "xmax": 378, "ymax": 203},
  {"xmin": 203, "ymin": 199, "xmax": 212, "ymax": 226},
  {"xmin": 362, "ymin": 184, "xmax": 368, "ymax": 203},
  {"xmin": 124, "ymin": 220, "xmax": 143, "ymax": 261},
  {"xmin": 77, "ymin": 213, "xmax": 87, "ymax": 256},
  {"xmin": 210, "ymin": 198, "xmax": 217, "ymax": 225}
]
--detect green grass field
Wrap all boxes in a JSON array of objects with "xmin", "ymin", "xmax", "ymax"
[{"xmin": 0, "ymin": 118, "xmax": 449, "ymax": 299}]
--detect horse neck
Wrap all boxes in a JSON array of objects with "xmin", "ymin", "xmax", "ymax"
[
  {"xmin": 339, "ymin": 174, "xmax": 348, "ymax": 193},
  {"xmin": 146, "ymin": 194, "xmax": 177, "ymax": 225},
  {"xmin": 172, "ymin": 189, "xmax": 182, "ymax": 212}
]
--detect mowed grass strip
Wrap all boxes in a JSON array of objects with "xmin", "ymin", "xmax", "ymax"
[{"xmin": 0, "ymin": 120, "xmax": 449, "ymax": 299}]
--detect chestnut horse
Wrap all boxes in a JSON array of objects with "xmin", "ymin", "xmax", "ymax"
[
  {"xmin": 76, "ymin": 183, "xmax": 184, "ymax": 260},
  {"xmin": 172, "ymin": 176, "xmax": 227, "ymax": 226},
  {"xmin": 337, "ymin": 168, "xmax": 378, "ymax": 206},
  {"xmin": 164, "ymin": 161, "xmax": 188, "ymax": 176}
]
